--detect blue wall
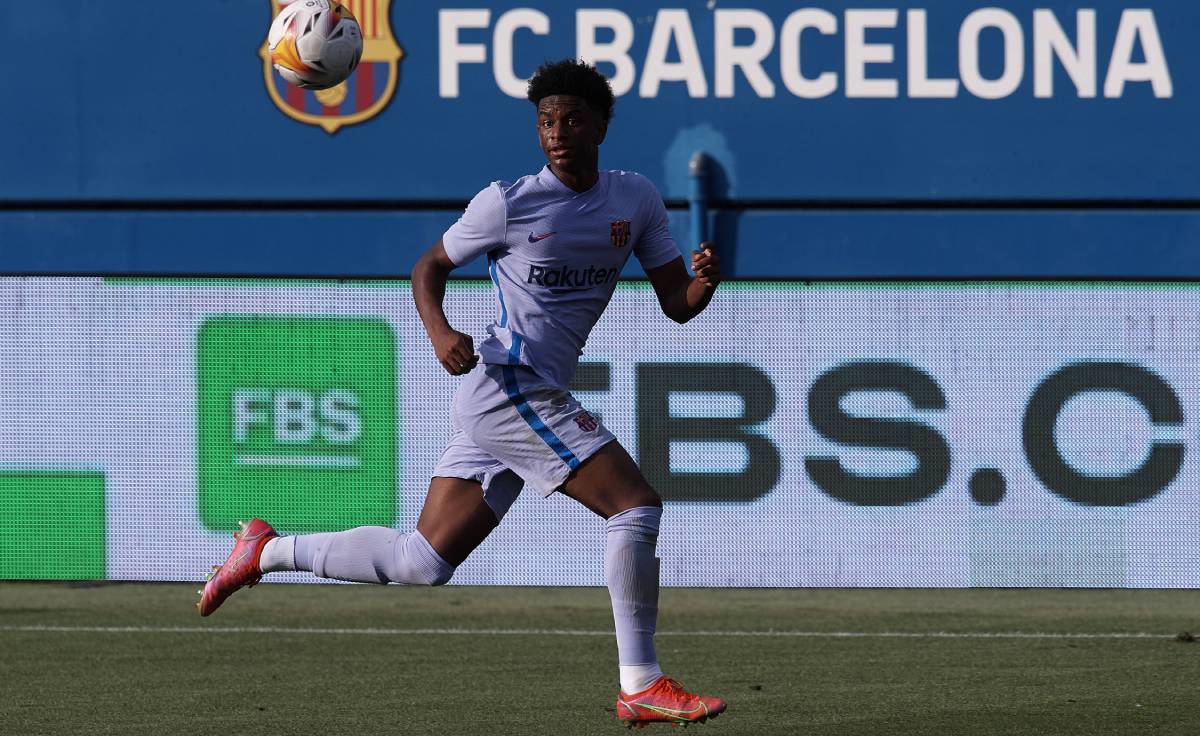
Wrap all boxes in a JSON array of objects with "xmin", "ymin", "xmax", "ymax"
[
  {"xmin": 3, "ymin": 209, "xmax": 1198, "ymax": 278},
  {"xmin": 1, "ymin": 1, "xmax": 1196, "ymax": 276}
]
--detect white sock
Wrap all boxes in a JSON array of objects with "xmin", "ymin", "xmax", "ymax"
[
  {"xmin": 620, "ymin": 663, "xmax": 665, "ymax": 694},
  {"xmin": 258, "ymin": 536, "xmax": 296, "ymax": 573},
  {"xmin": 291, "ymin": 527, "xmax": 455, "ymax": 585},
  {"xmin": 606, "ymin": 506, "xmax": 664, "ymax": 693}
]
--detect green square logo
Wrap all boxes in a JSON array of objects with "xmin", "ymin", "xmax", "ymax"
[
  {"xmin": 197, "ymin": 315, "xmax": 397, "ymax": 532},
  {"xmin": 0, "ymin": 471, "xmax": 105, "ymax": 580}
]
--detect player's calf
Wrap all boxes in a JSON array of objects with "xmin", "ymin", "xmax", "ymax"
[{"xmin": 297, "ymin": 527, "xmax": 455, "ymax": 585}]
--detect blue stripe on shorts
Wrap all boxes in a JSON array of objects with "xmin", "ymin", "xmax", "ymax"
[{"xmin": 501, "ymin": 364, "xmax": 581, "ymax": 469}]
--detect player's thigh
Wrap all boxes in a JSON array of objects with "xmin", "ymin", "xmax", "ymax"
[
  {"xmin": 416, "ymin": 476, "xmax": 499, "ymax": 567},
  {"xmin": 560, "ymin": 440, "xmax": 661, "ymax": 520}
]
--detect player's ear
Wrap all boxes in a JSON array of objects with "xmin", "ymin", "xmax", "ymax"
[{"xmin": 596, "ymin": 118, "xmax": 608, "ymax": 145}]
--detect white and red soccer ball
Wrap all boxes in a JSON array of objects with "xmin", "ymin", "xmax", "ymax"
[{"xmin": 268, "ymin": 0, "xmax": 364, "ymax": 90}]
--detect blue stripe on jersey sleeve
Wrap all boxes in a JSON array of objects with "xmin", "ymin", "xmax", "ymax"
[{"xmin": 501, "ymin": 365, "xmax": 580, "ymax": 470}]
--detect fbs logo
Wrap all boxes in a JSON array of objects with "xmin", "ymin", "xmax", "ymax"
[
  {"xmin": 197, "ymin": 315, "xmax": 397, "ymax": 532},
  {"xmin": 260, "ymin": 0, "xmax": 404, "ymax": 134}
]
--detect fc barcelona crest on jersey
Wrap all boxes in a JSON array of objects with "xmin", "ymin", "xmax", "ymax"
[
  {"xmin": 260, "ymin": 0, "xmax": 403, "ymax": 134},
  {"xmin": 610, "ymin": 220, "xmax": 631, "ymax": 248},
  {"xmin": 574, "ymin": 412, "xmax": 599, "ymax": 433}
]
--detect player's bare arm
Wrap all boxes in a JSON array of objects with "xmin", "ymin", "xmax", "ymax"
[
  {"xmin": 412, "ymin": 240, "xmax": 478, "ymax": 376},
  {"xmin": 645, "ymin": 241, "xmax": 722, "ymax": 323}
]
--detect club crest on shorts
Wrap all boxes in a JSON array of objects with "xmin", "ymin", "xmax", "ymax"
[
  {"xmin": 574, "ymin": 411, "xmax": 599, "ymax": 432},
  {"xmin": 610, "ymin": 220, "xmax": 631, "ymax": 248},
  {"xmin": 260, "ymin": 0, "xmax": 404, "ymax": 134}
]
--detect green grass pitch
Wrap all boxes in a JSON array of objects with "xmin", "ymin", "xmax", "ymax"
[{"xmin": 1, "ymin": 584, "xmax": 1198, "ymax": 735}]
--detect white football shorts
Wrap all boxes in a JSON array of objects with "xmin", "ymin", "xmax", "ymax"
[{"xmin": 432, "ymin": 363, "xmax": 616, "ymax": 520}]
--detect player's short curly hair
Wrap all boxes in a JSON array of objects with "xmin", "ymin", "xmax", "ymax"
[{"xmin": 526, "ymin": 59, "xmax": 615, "ymax": 122}]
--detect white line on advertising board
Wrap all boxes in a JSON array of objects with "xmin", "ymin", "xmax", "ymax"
[{"xmin": 235, "ymin": 454, "xmax": 362, "ymax": 468}]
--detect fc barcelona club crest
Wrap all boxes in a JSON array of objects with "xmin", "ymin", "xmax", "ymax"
[
  {"xmin": 610, "ymin": 220, "xmax": 631, "ymax": 248},
  {"xmin": 574, "ymin": 412, "xmax": 599, "ymax": 433},
  {"xmin": 260, "ymin": 0, "xmax": 403, "ymax": 134}
]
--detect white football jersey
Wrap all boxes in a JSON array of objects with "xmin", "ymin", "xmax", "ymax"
[{"xmin": 442, "ymin": 167, "xmax": 681, "ymax": 388}]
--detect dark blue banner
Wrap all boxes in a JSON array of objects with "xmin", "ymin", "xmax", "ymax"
[
  {"xmin": 3, "ymin": 210, "xmax": 1196, "ymax": 278},
  {"xmin": 1, "ymin": 1, "xmax": 1193, "ymax": 201}
]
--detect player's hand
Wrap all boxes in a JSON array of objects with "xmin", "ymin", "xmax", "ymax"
[
  {"xmin": 691, "ymin": 242, "xmax": 721, "ymax": 289},
  {"xmin": 431, "ymin": 328, "xmax": 479, "ymax": 376}
]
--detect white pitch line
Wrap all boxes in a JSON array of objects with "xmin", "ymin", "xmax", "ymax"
[{"xmin": 0, "ymin": 625, "xmax": 1176, "ymax": 640}]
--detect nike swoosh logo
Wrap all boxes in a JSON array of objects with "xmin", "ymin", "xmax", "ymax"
[
  {"xmin": 227, "ymin": 528, "xmax": 268, "ymax": 569},
  {"xmin": 229, "ymin": 548, "xmax": 251, "ymax": 568},
  {"xmin": 528, "ymin": 231, "xmax": 557, "ymax": 242},
  {"xmin": 620, "ymin": 700, "xmax": 707, "ymax": 720}
]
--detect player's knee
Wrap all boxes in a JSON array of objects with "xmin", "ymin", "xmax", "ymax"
[
  {"xmin": 394, "ymin": 531, "xmax": 458, "ymax": 586},
  {"xmin": 617, "ymin": 484, "xmax": 662, "ymax": 515},
  {"xmin": 637, "ymin": 486, "xmax": 663, "ymax": 509},
  {"xmin": 426, "ymin": 565, "xmax": 455, "ymax": 586},
  {"xmin": 388, "ymin": 565, "xmax": 454, "ymax": 586},
  {"xmin": 606, "ymin": 505, "xmax": 663, "ymax": 541}
]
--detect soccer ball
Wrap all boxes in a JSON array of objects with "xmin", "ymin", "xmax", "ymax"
[{"xmin": 268, "ymin": 0, "xmax": 363, "ymax": 90}]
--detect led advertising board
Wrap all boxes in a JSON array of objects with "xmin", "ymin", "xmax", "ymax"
[{"xmin": 0, "ymin": 278, "xmax": 1197, "ymax": 587}]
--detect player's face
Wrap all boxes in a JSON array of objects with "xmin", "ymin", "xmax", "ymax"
[{"xmin": 536, "ymin": 95, "xmax": 607, "ymax": 176}]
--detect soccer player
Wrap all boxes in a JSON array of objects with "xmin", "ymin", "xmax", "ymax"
[{"xmin": 199, "ymin": 59, "xmax": 726, "ymax": 728}]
